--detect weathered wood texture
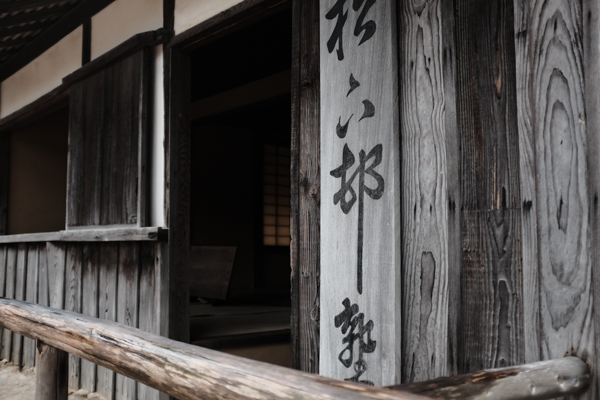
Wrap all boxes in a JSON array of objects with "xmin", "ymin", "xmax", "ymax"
[
  {"xmin": 0, "ymin": 227, "xmax": 166, "ymax": 244},
  {"xmin": 400, "ymin": 0, "xmax": 449, "ymax": 382},
  {"xmin": 67, "ymin": 49, "xmax": 151, "ymax": 228},
  {"xmin": 0, "ymin": 241, "xmax": 166, "ymax": 400},
  {"xmin": 390, "ymin": 357, "xmax": 590, "ymax": 400},
  {"xmin": 0, "ymin": 299, "xmax": 429, "ymax": 400},
  {"xmin": 290, "ymin": 0, "xmax": 320, "ymax": 375},
  {"xmin": 35, "ymin": 341, "xmax": 68, "ymax": 400},
  {"xmin": 320, "ymin": 0, "xmax": 400, "ymax": 386},
  {"xmin": 513, "ymin": 1, "xmax": 596, "ymax": 399},
  {"xmin": 454, "ymin": 0, "xmax": 524, "ymax": 373}
]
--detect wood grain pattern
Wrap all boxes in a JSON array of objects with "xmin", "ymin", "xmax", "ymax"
[
  {"xmin": 400, "ymin": 0, "xmax": 448, "ymax": 382},
  {"xmin": 37, "ymin": 245, "xmax": 49, "ymax": 309},
  {"xmin": 291, "ymin": 0, "xmax": 321, "ymax": 374},
  {"xmin": 97, "ymin": 243, "xmax": 119, "ymax": 400},
  {"xmin": 0, "ymin": 298, "xmax": 428, "ymax": 400},
  {"xmin": 513, "ymin": 1, "xmax": 596, "ymax": 398},
  {"xmin": 455, "ymin": 0, "xmax": 524, "ymax": 373},
  {"xmin": 1, "ymin": 245, "xmax": 16, "ymax": 361},
  {"xmin": 11, "ymin": 243, "xmax": 27, "ymax": 366},
  {"xmin": 81, "ymin": 244, "xmax": 100, "ymax": 392},
  {"xmin": 116, "ymin": 243, "xmax": 139, "ymax": 400},
  {"xmin": 65, "ymin": 243, "xmax": 82, "ymax": 390},
  {"xmin": 23, "ymin": 244, "xmax": 39, "ymax": 369}
]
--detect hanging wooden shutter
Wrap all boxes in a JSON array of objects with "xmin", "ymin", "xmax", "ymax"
[{"xmin": 67, "ymin": 49, "xmax": 150, "ymax": 228}]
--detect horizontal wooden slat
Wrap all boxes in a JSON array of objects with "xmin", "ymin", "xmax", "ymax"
[
  {"xmin": 0, "ymin": 299, "xmax": 426, "ymax": 400},
  {"xmin": 0, "ymin": 227, "xmax": 168, "ymax": 244}
]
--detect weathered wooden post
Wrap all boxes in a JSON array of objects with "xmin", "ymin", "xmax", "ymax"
[
  {"xmin": 319, "ymin": 0, "xmax": 401, "ymax": 386},
  {"xmin": 35, "ymin": 340, "xmax": 68, "ymax": 400}
]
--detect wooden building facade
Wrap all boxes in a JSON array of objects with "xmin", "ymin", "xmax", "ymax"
[{"xmin": 0, "ymin": 0, "xmax": 598, "ymax": 399}]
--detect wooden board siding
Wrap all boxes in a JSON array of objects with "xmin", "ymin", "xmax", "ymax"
[
  {"xmin": 514, "ymin": 1, "xmax": 596, "ymax": 398},
  {"xmin": 0, "ymin": 241, "xmax": 166, "ymax": 400},
  {"xmin": 454, "ymin": 0, "xmax": 524, "ymax": 373},
  {"xmin": 67, "ymin": 48, "xmax": 150, "ymax": 228}
]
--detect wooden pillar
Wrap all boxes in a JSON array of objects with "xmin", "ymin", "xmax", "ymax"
[
  {"xmin": 319, "ymin": 0, "xmax": 401, "ymax": 386},
  {"xmin": 34, "ymin": 340, "xmax": 68, "ymax": 400},
  {"xmin": 291, "ymin": 0, "xmax": 321, "ymax": 374}
]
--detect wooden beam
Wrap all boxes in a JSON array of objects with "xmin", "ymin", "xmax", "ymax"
[
  {"xmin": 0, "ymin": 10, "xmax": 64, "ymax": 29},
  {"xmin": 0, "ymin": 0, "xmax": 77, "ymax": 13},
  {"xmin": 0, "ymin": 0, "xmax": 116, "ymax": 82},
  {"xmin": 389, "ymin": 357, "xmax": 590, "ymax": 400},
  {"xmin": 63, "ymin": 28, "xmax": 170, "ymax": 85},
  {"xmin": 0, "ymin": 83, "xmax": 68, "ymax": 132},
  {"xmin": 0, "ymin": 19, "xmax": 54, "ymax": 37},
  {"xmin": 169, "ymin": 0, "xmax": 290, "ymax": 51},
  {"xmin": 290, "ymin": 0, "xmax": 320, "ymax": 374},
  {"xmin": 0, "ymin": 298, "xmax": 427, "ymax": 400},
  {"xmin": 0, "ymin": 227, "xmax": 167, "ymax": 244}
]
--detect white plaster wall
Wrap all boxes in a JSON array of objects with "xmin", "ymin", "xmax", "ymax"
[
  {"xmin": 91, "ymin": 0, "xmax": 162, "ymax": 60},
  {"xmin": 150, "ymin": 45, "xmax": 165, "ymax": 227},
  {"xmin": 0, "ymin": 27, "xmax": 82, "ymax": 119},
  {"xmin": 174, "ymin": 0, "xmax": 243, "ymax": 34}
]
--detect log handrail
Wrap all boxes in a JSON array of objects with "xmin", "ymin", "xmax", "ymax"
[
  {"xmin": 390, "ymin": 357, "xmax": 591, "ymax": 400},
  {"xmin": 0, "ymin": 298, "xmax": 425, "ymax": 400},
  {"xmin": 0, "ymin": 298, "xmax": 591, "ymax": 400}
]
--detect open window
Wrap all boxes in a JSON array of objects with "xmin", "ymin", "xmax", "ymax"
[
  {"xmin": 187, "ymin": 5, "xmax": 293, "ymax": 367},
  {"xmin": 2, "ymin": 107, "xmax": 69, "ymax": 235}
]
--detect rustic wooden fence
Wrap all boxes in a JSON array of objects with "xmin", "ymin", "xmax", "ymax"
[
  {"xmin": 0, "ymin": 298, "xmax": 591, "ymax": 400},
  {"xmin": 0, "ymin": 236, "xmax": 167, "ymax": 399}
]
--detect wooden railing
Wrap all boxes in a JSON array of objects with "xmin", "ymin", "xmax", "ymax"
[{"xmin": 0, "ymin": 298, "xmax": 591, "ymax": 400}]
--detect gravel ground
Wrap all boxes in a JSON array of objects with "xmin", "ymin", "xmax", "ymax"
[{"xmin": 0, "ymin": 360, "xmax": 106, "ymax": 400}]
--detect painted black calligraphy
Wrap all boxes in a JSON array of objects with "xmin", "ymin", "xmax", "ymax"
[
  {"xmin": 335, "ymin": 298, "xmax": 376, "ymax": 385},
  {"xmin": 337, "ymin": 74, "xmax": 375, "ymax": 139},
  {"xmin": 325, "ymin": 0, "xmax": 348, "ymax": 61},
  {"xmin": 330, "ymin": 144, "xmax": 384, "ymax": 293},
  {"xmin": 326, "ymin": 0, "xmax": 377, "ymax": 61}
]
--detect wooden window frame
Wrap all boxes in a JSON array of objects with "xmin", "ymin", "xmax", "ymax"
[{"xmin": 166, "ymin": 0, "xmax": 321, "ymax": 371}]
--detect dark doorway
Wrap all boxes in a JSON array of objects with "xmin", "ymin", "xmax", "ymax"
[{"xmin": 188, "ymin": 5, "xmax": 293, "ymax": 367}]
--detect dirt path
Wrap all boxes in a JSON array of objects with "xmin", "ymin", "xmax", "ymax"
[{"xmin": 0, "ymin": 360, "xmax": 106, "ymax": 400}]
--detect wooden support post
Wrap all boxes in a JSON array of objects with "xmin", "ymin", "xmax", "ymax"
[{"xmin": 35, "ymin": 340, "xmax": 68, "ymax": 400}]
